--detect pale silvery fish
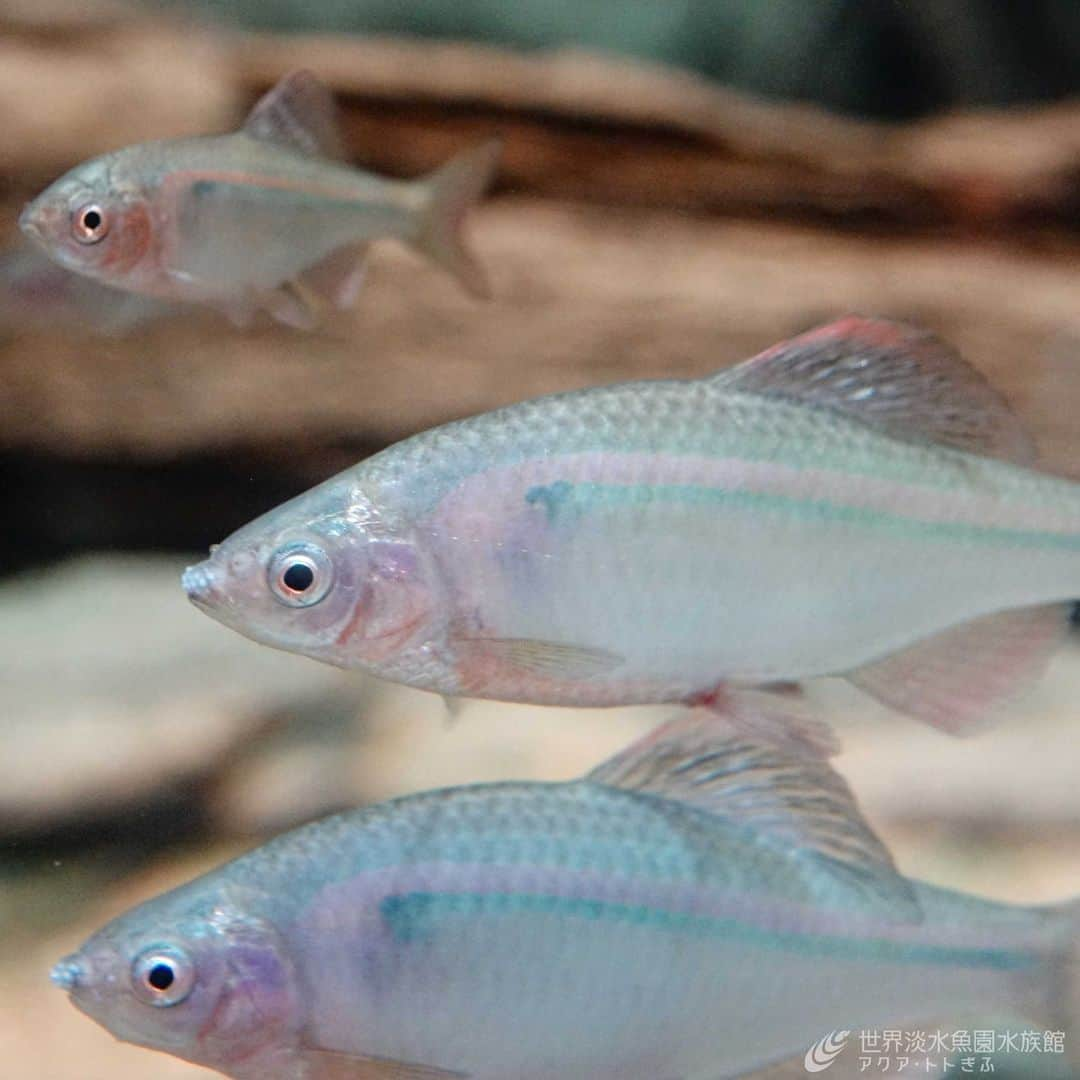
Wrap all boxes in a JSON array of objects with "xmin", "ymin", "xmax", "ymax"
[
  {"xmin": 51, "ymin": 695, "xmax": 1080, "ymax": 1079},
  {"xmin": 19, "ymin": 71, "xmax": 500, "ymax": 330},
  {"xmin": 182, "ymin": 317, "xmax": 1080, "ymax": 733},
  {"xmin": 0, "ymin": 243, "xmax": 174, "ymax": 336}
]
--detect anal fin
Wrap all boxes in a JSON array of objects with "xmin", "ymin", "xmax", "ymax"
[
  {"xmin": 298, "ymin": 1047, "xmax": 469, "ymax": 1079},
  {"xmin": 300, "ymin": 243, "xmax": 370, "ymax": 311},
  {"xmin": 848, "ymin": 603, "xmax": 1070, "ymax": 735},
  {"xmin": 261, "ymin": 279, "xmax": 324, "ymax": 331}
]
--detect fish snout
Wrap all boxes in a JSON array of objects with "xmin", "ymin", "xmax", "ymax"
[
  {"xmin": 18, "ymin": 203, "xmax": 45, "ymax": 247},
  {"xmin": 50, "ymin": 954, "xmax": 86, "ymax": 993},
  {"xmin": 182, "ymin": 561, "xmax": 223, "ymax": 608}
]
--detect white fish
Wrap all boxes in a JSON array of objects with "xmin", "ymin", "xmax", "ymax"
[
  {"xmin": 20, "ymin": 70, "xmax": 500, "ymax": 329},
  {"xmin": 51, "ymin": 694, "xmax": 1080, "ymax": 1078},
  {"xmin": 185, "ymin": 317, "xmax": 1080, "ymax": 732}
]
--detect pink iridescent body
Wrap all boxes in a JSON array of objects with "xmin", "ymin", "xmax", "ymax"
[{"xmin": 185, "ymin": 317, "xmax": 1080, "ymax": 731}]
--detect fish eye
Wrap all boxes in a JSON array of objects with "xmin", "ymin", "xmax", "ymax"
[
  {"xmin": 72, "ymin": 203, "xmax": 109, "ymax": 244},
  {"xmin": 268, "ymin": 543, "xmax": 333, "ymax": 607},
  {"xmin": 131, "ymin": 946, "xmax": 195, "ymax": 1007}
]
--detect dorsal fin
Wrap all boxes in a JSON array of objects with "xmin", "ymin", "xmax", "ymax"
[
  {"xmin": 588, "ymin": 693, "xmax": 920, "ymax": 918},
  {"xmin": 242, "ymin": 70, "xmax": 346, "ymax": 160},
  {"xmin": 714, "ymin": 316, "xmax": 1035, "ymax": 465}
]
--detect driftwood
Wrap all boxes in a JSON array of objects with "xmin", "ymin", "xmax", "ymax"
[
  {"xmin": 2, "ymin": 201, "xmax": 1078, "ymax": 473},
  {"xmin": 236, "ymin": 33, "xmax": 1080, "ymax": 225},
  {"xmin": 0, "ymin": 27, "xmax": 1077, "ymax": 472}
]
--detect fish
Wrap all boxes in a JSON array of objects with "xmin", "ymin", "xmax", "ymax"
[
  {"xmin": 183, "ymin": 316, "xmax": 1080, "ymax": 734},
  {"xmin": 19, "ymin": 70, "xmax": 500, "ymax": 330},
  {"xmin": 51, "ymin": 692, "xmax": 1080, "ymax": 1079},
  {"xmin": 0, "ymin": 243, "xmax": 174, "ymax": 336}
]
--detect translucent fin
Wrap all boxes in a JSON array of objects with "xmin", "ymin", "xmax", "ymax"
[
  {"xmin": 440, "ymin": 694, "xmax": 467, "ymax": 725},
  {"xmin": 243, "ymin": 69, "xmax": 346, "ymax": 160},
  {"xmin": 218, "ymin": 295, "xmax": 258, "ymax": 328},
  {"xmin": 460, "ymin": 636, "xmax": 622, "ymax": 680},
  {"xmin": 589, "ymin": 693, "xmax": 920, "ymax": 917},
  {"xmin": 299, "ymin": 243, "xmax": 370, "ymax": 310},
  {"xmin": 298, "ymin": 1048, "xmax": 468, "ymax": 1078},
  {"xmin": 259, "ymin": 280, "xmax": 323, "ymax": 331},
  {"xmin": 411, "ymin": 139, "xmax": 501, "ymax": 299},
  {"xmin": 715, "ymin": 316, "xmax": 1036, "ymax": 464},
  {"xmin": 849, "ymin": 603, "xmax": 1070, "ymax": 735}
]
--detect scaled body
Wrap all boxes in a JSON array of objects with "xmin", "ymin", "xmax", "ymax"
[
  {"xmin": 54, "ymin": 700, "xmax": 1077, "ymax": 1078},
  {"xmin": 185, "ymin": 317, "xmax": 1080, "ymax": 730}
]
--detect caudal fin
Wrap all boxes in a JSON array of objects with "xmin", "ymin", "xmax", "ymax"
[
  {"xmin": 411, "ymin": 139, "xmax": 501, "ymax": 299},
  {"xmin": 1054, "ymin": 899, "xmax": 1080, "ymax": 1061}
]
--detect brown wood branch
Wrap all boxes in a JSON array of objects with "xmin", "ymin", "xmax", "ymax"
[
  {"xmin": 235, "ymin": 33, "xmax": 1080, "ymax": 225},
  {"xmin": 2, "ymin": 199, "xmax": 1077, "ymax": 471}
]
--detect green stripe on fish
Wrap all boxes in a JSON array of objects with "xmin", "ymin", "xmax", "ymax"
[
  {"xmin": 525, "ymin": 479, "xmax": 1080, "ymax": 551},
  {"xmin": 378, "ymin": 890, "xmax": 1037, "ymax": 972}
]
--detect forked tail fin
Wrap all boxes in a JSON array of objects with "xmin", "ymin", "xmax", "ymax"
[{"xmin": 411, "ymin": 139, "xmax": 501, "ymax": 298}]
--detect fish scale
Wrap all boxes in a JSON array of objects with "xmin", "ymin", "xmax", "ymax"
[
  {"xmin": 186, "ymin": 317, "xmax": 1080, "ymax": 732},
  {"xmin": 52, "ymin": 699, "xmax": 1079, "ymax": 1079}
]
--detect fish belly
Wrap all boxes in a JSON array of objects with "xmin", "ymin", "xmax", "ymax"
[{"xmin": 429, "ymin": 453, "xmax": 1080, "ymax": 701}]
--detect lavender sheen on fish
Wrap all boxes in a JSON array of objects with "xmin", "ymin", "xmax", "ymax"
[
  {"xmin": 50, "ymin": 699, "xmax": 1080, "ymax": 1078},
  {"xmin": 185, "ymin": 316, "xmax": 1080, "ymax": 732}
]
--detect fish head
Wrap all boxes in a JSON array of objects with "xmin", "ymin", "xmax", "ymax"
[
  {"xmin": 19, "ymin": 154, "xmax": 156, "ymax": 288},
  {"xmin": 184, "ymin": 474, "xmax": 441, "ymax": 672},
  {"xmin": 51, "ymin": 888, "xmax": 300, "ymax": 1073}
]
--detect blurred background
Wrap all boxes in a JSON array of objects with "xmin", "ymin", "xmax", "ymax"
[{"xmin": 1, "ymin": 1, "xmax": 1079, "ymax": 1076}]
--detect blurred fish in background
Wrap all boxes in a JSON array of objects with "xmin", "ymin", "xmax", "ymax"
[
  {"xmin": 0, "ymin": 245, "xmax": 175, "ymax": 336},
  {"xmin": 19, "ymin": 71, "xmax": 501, "ymax": 330}
]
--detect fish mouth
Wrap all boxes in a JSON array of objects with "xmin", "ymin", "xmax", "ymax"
[
  {"xmin": 181, "ymin": 561, "xmax": 222, "ymax": 609},
  {"xmin": 50, "ymin": 954, "xmax": 85, "ymax": 993},
  {"xmin": 18, "ymin": 204, "xmax": 46, "ymax": 248}
]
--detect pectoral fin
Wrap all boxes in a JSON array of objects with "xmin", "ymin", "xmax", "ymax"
[
  {"xmin": 298, "ymin": 1047, "xmax": 469, "ymax": 1079},
  {"xmin": 440, "ymin": 694, "xmax": 468, "ymax": 725},
  {"xmin": 848, "ymin": 603, "xmax": 1070, "ymax": 734},
  {"xmin": 458, "ymin": 636, "xmax": 623, "ymax": 680}
]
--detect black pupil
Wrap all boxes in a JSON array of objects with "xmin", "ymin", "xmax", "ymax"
[
  {"xmin": 282, "ymin": 561, "xmax": 315, "ymax": 592},
  {"xmin": 82, "ymin": 209, "xmax": 101, "ymax": 231},
  {"xmin": 147, "ymin": 963, "xmax": 174, "ymax": 991}
]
